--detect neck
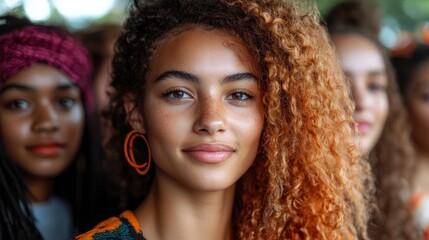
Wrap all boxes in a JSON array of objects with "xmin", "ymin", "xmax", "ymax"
[
  {"xmin": 135, "ymin": 171, "xmax": 235, "ymax": 240},
  {"xmin": 21, "ymin": 174, "xmax": 54, "ymax": 203}
]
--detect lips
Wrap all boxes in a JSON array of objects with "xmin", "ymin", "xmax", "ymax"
[
  {"xmin": 26, "ymin": 143, "xmax": 66, "ymax": 156},
  {"xmin": 182, "ymin": 143, "xmax": 235, "ymax": 164},
  {"xmin": 357, "ymin": 121, "xmax": 371, "ymax": 135}
]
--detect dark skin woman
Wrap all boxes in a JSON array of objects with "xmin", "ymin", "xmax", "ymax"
[{"xmin": 0, "ymin": 16, "xmax": 117, "ymax": 239}]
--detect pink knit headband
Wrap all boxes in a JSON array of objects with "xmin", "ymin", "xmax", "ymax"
[{"xmin": 0, "ymin": 25, "xmax": 93, "ymax": 111}]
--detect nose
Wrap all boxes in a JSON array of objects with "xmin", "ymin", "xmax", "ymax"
[
  {"xmin": 351, "ymin": 80, "xmax": 370, "ymax": 112},
  {"xmin": 193, "ymin": 97, "xmax": 226, "ymax": 135},
  {"xmin": 32, "ymin": 105, "xmax": 59, "ymax": 133}
]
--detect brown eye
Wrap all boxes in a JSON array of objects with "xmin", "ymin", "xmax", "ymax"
[
  {"xmin": 367, "ymin": 83, "xmax": 386, "ymax": 92},
  {"xmin": 226, "ymin": 91, "xmax": 253, "ymax": 101},
  {"xmin": 163, "ymin": 89, "xmax": 192, "ymax": 100},
  {"xmin": 58, "ymin": 98, "xmax": 76, "ymax": 109},
  {"xmin": 7, "ymin": 99, "xmax": 30, "ymax": 109}
]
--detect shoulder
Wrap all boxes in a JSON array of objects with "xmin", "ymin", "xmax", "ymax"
[{"xmin": 75, "ymin": 210, "xmax": 146, "ymax": 240}]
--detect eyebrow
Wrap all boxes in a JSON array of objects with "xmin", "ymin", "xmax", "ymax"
[
  {"xmin": 224, "ymin": 72, "xmax": 258, "ymax": 83},
  {"xmin": 0, "ymin": 83, "xmax": 78, "ymax": 95},
  {"xmin": 154, "ymin": 70, "xmax": 258, "ymax": 84},
  {"xmin": 345, "ymin": 70, "xmax": 385, "ymax": 76},
  {"xmin": 367, "ymin": 70, "xmax": 386, "ymax": 76},
  {"xmin": 155, "ymin": 70, "xmax": 198, "ymax": 83}
]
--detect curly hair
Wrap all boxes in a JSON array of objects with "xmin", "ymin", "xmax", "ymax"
[
  {"xmin": 326, "ymin": 1, "xmax": 418, "ymax": 239},
  {"xmin": 106, "ymin": 0, "xmax": 373, "ymax": 239}
]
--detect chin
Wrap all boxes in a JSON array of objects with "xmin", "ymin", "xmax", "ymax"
[
  {"xmin": 355, "ymin": 139, "xmax": 373, "ymax": 156},
  {"xmin": 31, "ymin": 166, "xmax": 69, "ymax": 178},
  {"xmin": 188, "ymin": 177, "xmax": 237, "ymax": 192}
]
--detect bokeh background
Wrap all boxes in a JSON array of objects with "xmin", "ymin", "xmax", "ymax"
[{"xmin": 1, "ymin": 0, "xmax": 428, "ymax": 49}]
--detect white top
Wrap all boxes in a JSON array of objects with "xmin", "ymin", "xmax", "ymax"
[{"xmin": 32, "ymin": 196, "xmax": 73, "ymax": 240}]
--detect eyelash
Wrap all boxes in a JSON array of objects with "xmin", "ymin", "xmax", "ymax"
[
  {"xmin": 367, "ymin": 82, "xmax": 387, "ymax": 92},
  {"xmin": 3, "ymin": 97, "xmax": 77, "ymax": 110},
  {"xmin": 226, "ymin": 90, "xmax": 254, "ymax": 102},
  {"xmin": 162, "ymin": 88, "xmax": 255, "ymax": 103},
  {"xmin": 57, "ymin": 97, "xmax": 77, "ymax": 109},
  {"xmin": 162, "ymin": 88, "xmax": 192, "ymax": 101},
  {"xmin": 6, "ymin": 99, "xmax": 30, "ymax": 109}
]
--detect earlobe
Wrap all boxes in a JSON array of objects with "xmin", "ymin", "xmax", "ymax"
[{"xmin": 123, "ymin": 94, "xmax": 146, "ymax": 133}]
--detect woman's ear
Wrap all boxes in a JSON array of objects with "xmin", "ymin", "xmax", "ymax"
[{"xmin": 123, "ymin": 93, "xmax": 146, "ymax": 133}]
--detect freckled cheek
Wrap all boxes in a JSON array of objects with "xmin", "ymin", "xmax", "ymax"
[
  {"xmin": 144, "ymin": 109, "xmax": 189, "ymax": 143},
  {"xmin": 230, "ymin": 112, "xmax": 264, "ymax": 144}
]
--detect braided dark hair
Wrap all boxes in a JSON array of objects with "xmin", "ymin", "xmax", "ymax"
[{"xmin": 0, "ymin": 143, "xmax": 42, "ymax": 240}]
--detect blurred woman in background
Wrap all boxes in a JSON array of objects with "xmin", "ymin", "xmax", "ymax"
[
  {"xmin": 0, "ymin": 15, "xmax": 114, "ymax": 239},
  {"xmin": 392, "ymin": 43, "xmax": 429, "ymax": 238},
  {"xmin": 326, "ymin": 1, "xmax": 418, "ymax": 239}
]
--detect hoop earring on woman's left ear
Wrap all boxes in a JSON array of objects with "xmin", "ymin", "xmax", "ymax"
[{"xmin": 123, "ymin": 130, "xmax": 151, "ymax": 175}]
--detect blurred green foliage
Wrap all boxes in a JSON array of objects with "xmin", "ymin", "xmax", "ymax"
[
  {"xmin": 1, "ymin": 0, "xmax": 428, "ymax": 33},
  {"xmin": 316, "ymin": 0, "xmax": 429, "ymax": 32}
]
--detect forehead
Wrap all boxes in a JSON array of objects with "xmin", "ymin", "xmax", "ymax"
[
  {"xmin": 4, "ymin": 63, "xmax": 73, "ymax": 87},
  {"xmin": 148, "ymin": 27, "xmax": 257, "ymax": 75},
  {"xmin": 332, "ymin": 34, "xmax": 385, "ymax": 72}
]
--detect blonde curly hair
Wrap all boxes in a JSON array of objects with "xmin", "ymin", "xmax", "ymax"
[{"xmin": 106, "ymin": 0, "xmax": 374, "ymax": 239}]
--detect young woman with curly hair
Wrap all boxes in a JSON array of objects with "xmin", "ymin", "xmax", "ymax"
[
  {"xmin": 326, "ymin": 1, "xmax": 418, "ymax": 239},
  {"xmin": 77, "ymin": 0, "xmax": 373, "ymax": 239}
]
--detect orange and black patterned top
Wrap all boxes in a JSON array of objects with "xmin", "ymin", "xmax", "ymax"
[
  {"xmin": 76, "ymin": 209, "xmax": 358, "ymax": 239},
  {"xmin": 75, "ymin": 210, "xmax": 146, "ymax": 240}
]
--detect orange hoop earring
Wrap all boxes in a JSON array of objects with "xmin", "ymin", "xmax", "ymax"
[{"xmin": 123, "ymin": 130, "xmax": 151, "ymax": 175}]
